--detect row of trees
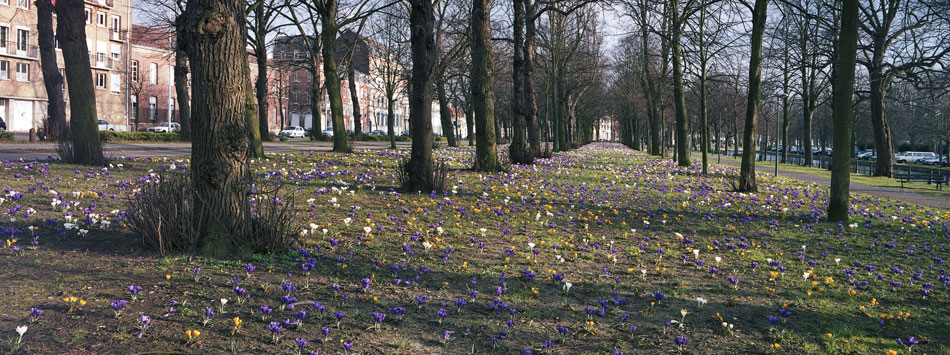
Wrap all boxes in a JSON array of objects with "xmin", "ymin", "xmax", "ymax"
[{"xmin": 610, "ymin": 0, "xmax": 946, "ymax": 220}]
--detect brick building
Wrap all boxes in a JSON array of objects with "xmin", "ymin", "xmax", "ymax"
[
  {"xmin": 128, "ymin": 24, "xmax": 281, "ymax": 134},
  {"xmin": 273, "ymin": 30, "xmax": 465, "ymax": 137}
]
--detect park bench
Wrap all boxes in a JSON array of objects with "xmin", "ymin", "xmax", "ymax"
[{"xmin": 894, "ymin": 172, "xmax": 946, "ymax": 190}]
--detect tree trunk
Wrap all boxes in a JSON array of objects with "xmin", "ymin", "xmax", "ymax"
[
  {"xmin": 828, "ymin": 0, "xmax": 858, "ymax": 221},
  {"xmin": 37, "ymin": 0, "xmax": 66, "ymax": 141},
  {"xmin": 868, "ymin": 64, "xmax": 893, "ymax": 177},
  {"xmin": 737, "ymin": 0, "xmax": 769, "ymax": 192},
  {"xmin": 320, "ymin": 3, "xmax": 349, "ymax": 152},
  {"xmin": 670, "ymin": 2, "xmax": 689, "ymax": 167},
  {"xmin": 246, "ymin": 81, "xmax": 264, "ymax": 158},
  {"xmin": 55, "ymin": 0, "xmax": 104, "ymax": 165},
  {"xmin": 471, "ymin": 0, "xmax": 501, "ymax": 170},
  {"xmin": 524, "ymin": 0, "xmax": 540, "ymax": 157},
  {"xmin": 175, "ymin": 44, "xmax": 193, "ymax": 141},
  {"xmin": 348, "ymin": 63, "xmax": 362, "ymax": 140},
  {"xmin": 387, "ymin": 98, "xmax": 396, "ymax": 149},
  {"xmin": 465, "ymin": 103, "xmax": 474, "ymax": 146},
  {"xmin": 183, "ymin": 0, "xmax": 251, "ymax": 256},
  {"xmin": 406, "ymin": 0, "xmax": 436, "ymax": 191},
  {"xmin": 509, "ymin": 0, "xmax": 530, "ymax": 163},
  {"xmin": 436, "ymin": 79, "xmax": 458, "ymax": 147},
  {"xmin": 309, "ymin": 62, "xmax": 324, "ymax": 139},
  {"xmin": 254, "ymin": 21, "xmax": 270, "ymax": 141},
  {"xmin": 699, "ymin": 67, "xmax": 709, "ymax": 175}
]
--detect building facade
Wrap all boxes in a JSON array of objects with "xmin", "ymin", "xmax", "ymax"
[
  {"xmin": 0, "ymin": 0, "xmax": 132, "ymax": 132},
  {"xmin": 273, "ymin": 31, "xmax": 465, "ymax": 137}
]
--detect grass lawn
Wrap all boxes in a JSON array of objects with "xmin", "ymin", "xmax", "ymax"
[
  {"xmin": 706, "ymin": 152, "xmax": 950, "ymax": 197},
  {"xmin": 0, "ymin": 143, "xmax": 947, "ymax": 354}
]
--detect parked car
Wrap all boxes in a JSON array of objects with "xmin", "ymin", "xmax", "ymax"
[
  {"xmin": 919, "ymin": 157, "xmax": 942, "ymax": 165},
  {"xmin": 346, "ymin": 130, "xmax": 356, "ymax": 136},
  {"xmin": 97, "ymin": 120, "xmax": 116, "ymax": 131},
  {"xmin": 401, "ymin": 130, "xmax": 411, "ymax": 137},
  {"xmin": 148, "ymin": 122, "xmax": 181, "ymax": 133},
  {"xmin": 370, "ymin": 130, "xmax": 386, "ymax": 136},
  {"xmin": 0, "ymin": 117, "xmax": 6, "ymax": 132},
  {"xmin": 279, "ymin": 126, "xmax": 308, "ymax": 138},
  {"xmin": 857, "ymin": 151, "xmax": 874, "ymax": 160},
  {"xmin": 322, "ymin": 127, "xmax": 335, "ymax": 137},
  {"xmin": 788, "ymin": 147, "xmax": 802, "ymax": 154},
  {"xmin": 823, "ymin": 148, "xmax": 833, "ymax": 157},
  {"xmin": 896, "ymin": 151, "xmax": 937, "ymax": 164}
]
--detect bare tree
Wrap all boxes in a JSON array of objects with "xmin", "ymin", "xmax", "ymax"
[{"xmin": 56, "ymin": 0, "xmax": 104, "ymax": 165}]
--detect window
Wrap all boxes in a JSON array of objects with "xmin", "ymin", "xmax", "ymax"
[
  {"xmin": 130, "ymin": 60, "xmax": 138, "ymax": 82},
  {"xmin": 15, "ymin": 62, "xmax": 28, "ymax": 81},
  {"xmin": 16, "ymin": 0, "xmax": 28, "ymax": 10},
  {"xmin": 0, "ymin": 61, "xmax": 8, "ymax": 80},
  {"xmin": 16, "ymin": 28, "xmax": 28, "ymax": 52},
  {"xmin": 149, "ymin": 63, "xmax": 157, "ymax": 84},
  {"xmin": 130, "ymin": 95, "xmax": 138, "ymax": 120},
  {"xmin": 148, "ymin": 97, "xmax": 157, "ymax": 121},
  {"xmin": 97, "ymin": 12, "xmax": 106, "ymax": 27},
  {"xmin": 95, "ymin": 72, "xmax": 106, "ymax": 89},
  {"xmin": 0, "ymin": 0, "xmax": 8, "ymax": 6},
  {"xmin": 110, "ymin": 73, "xmax": 120, "ymax": 93},
  {"xmin": 0, "ymin": 27, "xmax": 7, "ymax": 49},
  {"xmin": 110, "ymin": 15, "xmax": 120, "ymax": 31},
  {"xmin": 59, "ymin": 68, "xmax": 65, "ymax": 90},
  {"xmin": 85, "ymin": 8, "xmax": 91, "ymax": 24}
]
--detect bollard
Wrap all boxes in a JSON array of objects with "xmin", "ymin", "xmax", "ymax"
[{"xmin": 29, "ymin": 128, "xmax": 36, "ymax": 142}]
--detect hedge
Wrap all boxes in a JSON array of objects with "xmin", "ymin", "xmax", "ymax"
[
  {"xmin": 0, "ymin": 131, "xmax": 13, "ymax": 141},
  {"xmin": 100, "ymin": 131, "xmax": 182, "ymax": 142}
]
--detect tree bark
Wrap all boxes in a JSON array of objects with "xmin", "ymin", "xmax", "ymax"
[
  {"xmin": 174, "ymin": 43, "xmax": 193, "ymax": 141},
  {"xmin": 246, "ymin": 81, "xmax": 264, "ymax": 158},
  {"xmin": 868, "ymin": 65, "xmax": 894, "ymax": 177},
  {"xmin": 509, "ymin": 0, "xmax": 530, "ymax": 163},
  {"xmin": 828, "ymin": 0, "xmax": 858, "ymax": 221},
  {"xmin": 37, "ymin": 0, "xmax": 66, "ymax": 141},
  {"xmin": 524, "ymin": 0, "xmax": 540, "ymax": 157},
  {"xmin": 320, "ymin": 1, "xmax": 349, "ymax": 152},
  {"xmin": 471, "ymin": 0, "xmax": 501, "ymax": 170},
  {"xmin": 465, "ymin": 102, "xmax": 474, "ymax": 146},
  {"xmin": 55, "ymin": 0, "xmax": 104, "ymax": 165},
  {"xmin": 406, "ymin": 0, "xmax": 436, "ymax": 191},
  {"xmin": 183, "ymin": 0, "xmax": 251, "ymax": 256},
  {"xmin": 253, "ymin": 13, "xmax": 270, "ymax": 142},
  {"xmin": 737, "ymin": 0, "xmax": 769, "ymax": 192},
  {"xmin": 436, "ymin": 79, "xmax": 458, "ymax": 147},
  {"xmin": 387, "ymin": 97, "xmax": 396, "ymax": 149},
  {"xmin": 347, "ymin": 62, "xmax": 362, "ymax": 140},
  {"xmin": 670, "ymin": 1, "xmax": 690, "ymax": 167}
]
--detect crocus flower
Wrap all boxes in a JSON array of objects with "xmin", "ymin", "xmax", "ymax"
[
  {"xmin": 110, "ymin": 300, "xmax": 127, "ymax": 318},
  {"xmin": 28, "ymin": 307, "xmax": 43, "ymax": 323},
  {"xmin": 136, "ymin": 315, "xmax": 151, "ymax": 338},
  {"xmin": 127, "ymin": 285, "xmax": 143, "ymax": 301},
  {"xmin": 268, "ymin": 321, "xmax": 283, "ymax": 343}
]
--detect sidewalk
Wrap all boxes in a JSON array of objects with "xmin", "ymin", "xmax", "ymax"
[{"xmin": 695, "ymin": 153, "xmax": 950, "ymax": 210}]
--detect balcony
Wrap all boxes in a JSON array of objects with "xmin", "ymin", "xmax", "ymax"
[
  {"xmin": 109, "ymin": 29, "xmax": 128, "ymax": 42},
  {"xmin": 90, "ymin": 54, "xmax": 115, "ymax": 70},
  {"xmin": 0, "ymin": 42, "xmax": 39, "ymax": 60}
]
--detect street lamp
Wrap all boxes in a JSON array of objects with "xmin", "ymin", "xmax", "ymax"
[{"xmin": 775, "ymin": 92, "xmax": 787, "ymax": 177}]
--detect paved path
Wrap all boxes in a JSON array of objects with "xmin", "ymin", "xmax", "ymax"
[
  {"xmin": 0, "ymin": 141, "xmax": 413, "ymax": 160},
  {"xmin": 693, "ymin": 153, "xmax": 950, "ymax": 210}
]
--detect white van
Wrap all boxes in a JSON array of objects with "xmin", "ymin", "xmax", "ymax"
[{"xmin": 896, "ymin": 151, "xmax": 937, "ymax": 163}]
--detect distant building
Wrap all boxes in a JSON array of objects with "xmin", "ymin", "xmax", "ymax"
[
  {"xmin": 273, "ymin": 30, "xmax": 464, "ymax": 137},
  {"xmin": 0, "ymin": 0, "xmax": 132, "ymax": 132},
  {"xmin": 128, "ymin": 24, "xmax": 281, "ymax": 133}
]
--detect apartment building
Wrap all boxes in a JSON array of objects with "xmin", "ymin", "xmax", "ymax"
[
  {"xmin": 0, "ymin": 0, "xmax": 131, "ymax": 132},
  {"xmin": 273, "ymin": 31, "xmax": 417, "ymax": 135},
  {"xmin": 129, "ymin": 24, "xmax": 281, "ymax": 134}
]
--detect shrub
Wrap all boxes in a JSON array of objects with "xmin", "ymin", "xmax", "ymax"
[
  {"xmin": 0, "ymin": 131, "xmax": 14, "ymax": 141},
  {"xmin": 397, "ymin": 157, "xmax": 449, "ymax": 193},
  {"xmin": 100, "ymin": 131, "xmax": 182, "ymax": 142},
  {"xmin": 126, "ymin": 173, "xmax": 301, "ymax": 255}
]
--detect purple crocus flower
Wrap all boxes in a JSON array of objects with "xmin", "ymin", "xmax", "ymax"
[
  {"xmin": 29, "ymin": 307, "xmax": 43, "ymax": 323},
  {"xmin": 675, "ymin": 336, "xmax": 688, "ymax": 346}
]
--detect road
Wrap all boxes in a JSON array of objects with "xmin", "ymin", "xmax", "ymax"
[{"xmin": 0, "ymin": 140, "xmax": 412, "ymax": 161}]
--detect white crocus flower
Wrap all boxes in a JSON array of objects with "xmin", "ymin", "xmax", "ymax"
[
  {"xmin": 563, "ymin": 282, "xmax": 572, "ymax": 293},
  {"xmin": 16, "ymin": 325, "xmax": 27, "ymax": 337}
]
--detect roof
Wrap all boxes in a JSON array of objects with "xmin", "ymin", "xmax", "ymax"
[{"xmin": 131, "ymin": 25, "xmax": 173, "ymax": 51}]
